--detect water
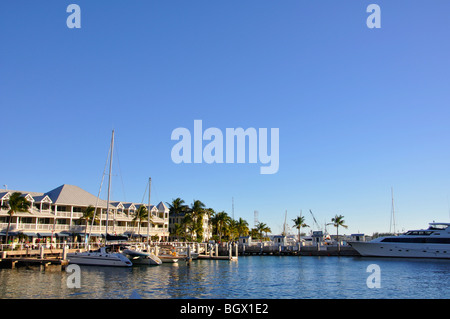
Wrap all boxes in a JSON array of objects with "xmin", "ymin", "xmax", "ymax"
[{"xmin": 0, "ymin": 256, "xmax": 449, "ymax": 299}]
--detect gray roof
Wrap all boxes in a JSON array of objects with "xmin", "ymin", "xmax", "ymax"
[
  {"xmin": 1, "ymin": 185, "xmax": 169, "ymax": 213},
  {"xmin": 157, "ymin": 202, "xmax": 169, "ymax": 212},
  {"xmin": 45, "ymin": 184, "xmax": 108, "ymax": 208}
]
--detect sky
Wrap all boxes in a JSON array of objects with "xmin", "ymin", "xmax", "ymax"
[{"xmin": 1, "ymin": 0, "xmax": 450, "ymax": 236}]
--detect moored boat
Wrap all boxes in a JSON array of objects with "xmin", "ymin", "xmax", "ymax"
[
  {"xmin": 122, "ymin": 246, "xmax": 162, "ymax": 265},
  {"xmin": 349, "ymin": 222, "xmax": 450, "ymax": 259},
  {"xmin": 68, "ymin": 246, "xmax": 132, "ymax": 267}
]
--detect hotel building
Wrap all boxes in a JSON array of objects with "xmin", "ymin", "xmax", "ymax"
[{"xmin": 0, "ymin": 184, "xmax": 170, "ymax": 243}]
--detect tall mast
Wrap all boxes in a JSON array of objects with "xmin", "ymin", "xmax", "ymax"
[
  {"xmin": 105, "ymin": 130, "xmax": 114, "ymax": 240},
  {"xmin": 390, "ymin": 187, "xmax": 396, "ymax": 234},
  {"xmin": 147, "ymin": 177, "xmax": 152, "ymax": 242},
  {"xmin": 232, "ymin": 197, "xmax": 234, "ymax": 220}
]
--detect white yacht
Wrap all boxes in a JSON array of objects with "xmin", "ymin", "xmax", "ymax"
[
  {"xmin": 68, "ymin": 246, "xmax": 133, "ymax": 267},
  {"xmin": 349, "ymin": 222, "xmax": 450, "ymax": 259}
]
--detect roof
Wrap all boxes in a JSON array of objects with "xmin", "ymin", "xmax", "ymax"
[
  {"xmin": 1, "ymin": 185, "xmax": 170, "ymax": 214},
  {"xmin": 156, "ymin": 201, "xmax": 169, "ymax": 212},
  {"xmin": 45, "ymin": 184, "xmax": 108, "ymax": 208}
]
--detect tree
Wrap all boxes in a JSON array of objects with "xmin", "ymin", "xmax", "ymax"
[
  {"xmin": 166, "ymin": 198, "xmax": 188, "ymax": 216},
  {"xmin": 4, "ymin": 192, "xmax": 31, "ymax": 244},
  {"xmin": 255, "ymin": 222, "xmax": 271, "ymax": 241},
  {"xmin": 172, "ymin": 223, "xmax": 185, "ymax": 241},
  {"xmin": 79, "ymin": 205, "xmax": 99, "ymax": 241},
  {"xmin": 211, "ymin": 211, "xmax": 230, "ymax": 242},
  {"xmin": 330, "ymin": 214, "xmax": 348, "ymax": 243},
  {"xmin": 292, "ymin": 215, "xmax": 309, "ymax": 243},
  {"xmin": 133, "ymin": 205, "xmax": 148, "ymax": 238},
  {"xmin": 186, "ymin": 199, "xmax": 206, "ymax": 241},
  {"xmin": 236, "ymin": 218, "xmax": 249, "ymax": 238}
]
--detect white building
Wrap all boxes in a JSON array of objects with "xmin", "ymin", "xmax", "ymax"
[{"xmin": 0, "ymin": 184, "xmax": 170, "ymax": 243}]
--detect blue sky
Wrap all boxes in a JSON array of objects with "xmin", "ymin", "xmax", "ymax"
[{"xmin": 1, "ymin": 0, "xmax": 450, "ymax": 235}]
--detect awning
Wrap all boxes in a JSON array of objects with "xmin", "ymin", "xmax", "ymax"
[
  {"xmin": 22, "ymin": 232, "xmax": 38, "ymax": 237},
  {"xmin": 55, "ymin": 233, "xmax": 70, "ymax": 237},
  {"xmin": 104, "ymin": 234, "xmax": 129, "ymax": 241},
  {"xmin": 37, "ymin": 233, "xmax": 53, "ymax": 238},
  {"xmin": 0, "ymin": 231, "xmax": 19, "ymax": 236}
]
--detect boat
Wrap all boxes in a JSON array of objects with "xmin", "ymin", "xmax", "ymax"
[
  {"xmin": 67, "ymin": 130, "xmax": 132, "ymax": 267},
  {"xmin": 158, "ymin": 253, "xmax": 179, "ymax": 263},
  {"xmin": 68, "ymin": 246, "xmax": 132, "ymax": 267},
  {"xmin": 177, "ymin": 248, "xmax": 199, "ymax": 260},
  {"xmin": 349, "ymin": 222, "xmax": 450, "ymax": 259},
  {"xmin": 157, "ymin": 246, "xmax": 180, "ymax": 263},
  {"xmin": 122, "ymin": 245, "xmax": 162, "ymax": 265}
]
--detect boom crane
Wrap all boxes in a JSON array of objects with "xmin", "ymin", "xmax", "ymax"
[{"xmin": 309, "ymin": 210, "xmax": 322, "ymax": 231}]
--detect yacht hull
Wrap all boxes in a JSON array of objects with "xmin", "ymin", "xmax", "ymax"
[
  {"xmin": 349, "ymin": 241, "xmax": 450, "ymax": 259},
  {"xmin": 123, "ymin": 249, "xmax": 162, "ymax": 265},
  {"xmin": 68, "ymin": 252, "xmax": 132, "ymax": 267}
]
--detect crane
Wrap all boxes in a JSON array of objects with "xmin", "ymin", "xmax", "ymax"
[{"xmin": 309, "ymin": 210, "xmax": 322, "ymax": 232}]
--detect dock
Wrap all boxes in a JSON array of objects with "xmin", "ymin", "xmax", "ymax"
[
  {"xmin": 218, "ymin": 243, "xmax": 360, "ymax": 257},
  {"xmin": 0, "ymin": 247, "xmax": 70, "ymax": 270}
]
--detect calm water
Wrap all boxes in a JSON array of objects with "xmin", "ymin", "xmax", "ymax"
[{"xmin": 0, "ymin": 256, "xmax": 449, "ymax": 299}]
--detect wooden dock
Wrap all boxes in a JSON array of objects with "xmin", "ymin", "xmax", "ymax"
[
  {"xmin": 0, "ymin": 257, "xmax": 69, "ymax": 269},
  {"xmin": 0, "ymin": 247, "xmax": 69, "ymax": 270}
]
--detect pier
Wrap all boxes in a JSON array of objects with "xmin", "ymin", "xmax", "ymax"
[
  {"xmin": 0, "ymin": 246, "xmax": 69, "ymax": 270},
  {"xmin": 162, "ymin": 241, "xmax": 360, "ymax": 260}
]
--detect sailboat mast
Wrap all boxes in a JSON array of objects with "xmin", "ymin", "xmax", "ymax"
[
  {"xmin": 283, "ymin": 210, "xmax": 287, "ymax": 236},
  {"xmin": 391, "ymin": 187, "xmax": 396, "ymax": 234},
  {"xmin": 147, "ymin": 177, "xmax": 151, "ymax": 242},
  {"xmin": 105, "ymin": 130, "xmax": 114, "ymax": 240}
]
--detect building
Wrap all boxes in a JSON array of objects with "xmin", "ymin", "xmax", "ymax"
[
  {"xmin": 0, "ymin": 184, "xmax": 170, "ymax": 244},
  {"xmin": 168, "ymin": 211, "xmax": 212, "ymax": 242}
]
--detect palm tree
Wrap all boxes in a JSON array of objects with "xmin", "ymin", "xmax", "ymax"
[
  {"xmin": 166, "ymin": 198, "xmax": 188, "ymax": 216},
  {"xmin": 255, "ymin": 222, "xmax": 271, "ymax": 241},
  {"xmin": 292, "ymin": 215, "xmax": 309, "ymax": 243},
  {"xmin": 4, "ymin": 192, "xmax": 31, "ymax": 244},
  {"xmin": 187, "ymin": 199, "xmax": 206, "ymax": 241},
  {"xmin": 236, "ymin": 218, "xmax": 249, "ymax": 238},
  {"xmin": 79, "ymin": 205, "xmax": 99, "ymax": 241},
  {"xmin": 133, "ymin": 205, "xmax": 148, "ymax": 239},
  {"xmin": 211, "ymin": 211, "xmax": 230, "ymax": 242},
  {"xmin": 249, "ymin": 228, "xmax": 259, "ymax": 239},
  {"xmin": 330, "ymin": 214, "xmax": 348, "ymax": 244},
  {"xmin": 172, "ymin": 223, "xmax": 185, "ymax": 241}
]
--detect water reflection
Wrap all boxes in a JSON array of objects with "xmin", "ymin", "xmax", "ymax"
[{"xmin": 0, "ymin": 257, "xmax": 449, "ymax": 299}]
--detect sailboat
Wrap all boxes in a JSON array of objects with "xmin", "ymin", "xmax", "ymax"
[{"xmin": 67, "ymin": 130, "xmax": 133, "ymax": 267}]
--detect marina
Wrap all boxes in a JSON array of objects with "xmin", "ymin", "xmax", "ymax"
[{"xmin": 1, "ymin": 254, "xmax": 449, "ymax": 299}]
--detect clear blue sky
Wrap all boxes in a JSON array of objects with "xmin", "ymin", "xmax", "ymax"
[{"xmin": 1, "ymin": 0, "xmax": 450, "ymax": 236}]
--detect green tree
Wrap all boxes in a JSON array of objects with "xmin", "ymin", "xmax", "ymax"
[
  {"xmin": 79, "ymin": 205, "xmax": 99, "ymax": 241},
  {"xmin": 167, "ymin": 198, "xmax": 188, "ymax": 216},
  {"xmin": 211, "ymin": 211, "xmax": 230, "ymax": 242},
  {"xmin": 330, "ymin": 214, "xmax": 348, "ymax": 243},
  {"xmin": 4, "ymin": 192, "xmax": 31, "ymax": 244},
  {"xmin": 187, "ymin": 199, "xmax": 206, "ymax": 241},
  {"xmin": 255, "ymin": 222, "xmax": 271, "ymax": 241},
  {"xmin": 236, "ymin": 218, "xmax": 249, "ymax": 238},
  {"xmin": 292, "ymin": 215, "xmax": 309, "ymax": 243},
  {"xmin": 172, "ymin": 223, "xmax": 185, "ymax": 241},
  {"xmin": 133, "ymin": 205, "xmax": 149, "ymax": 238}
]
